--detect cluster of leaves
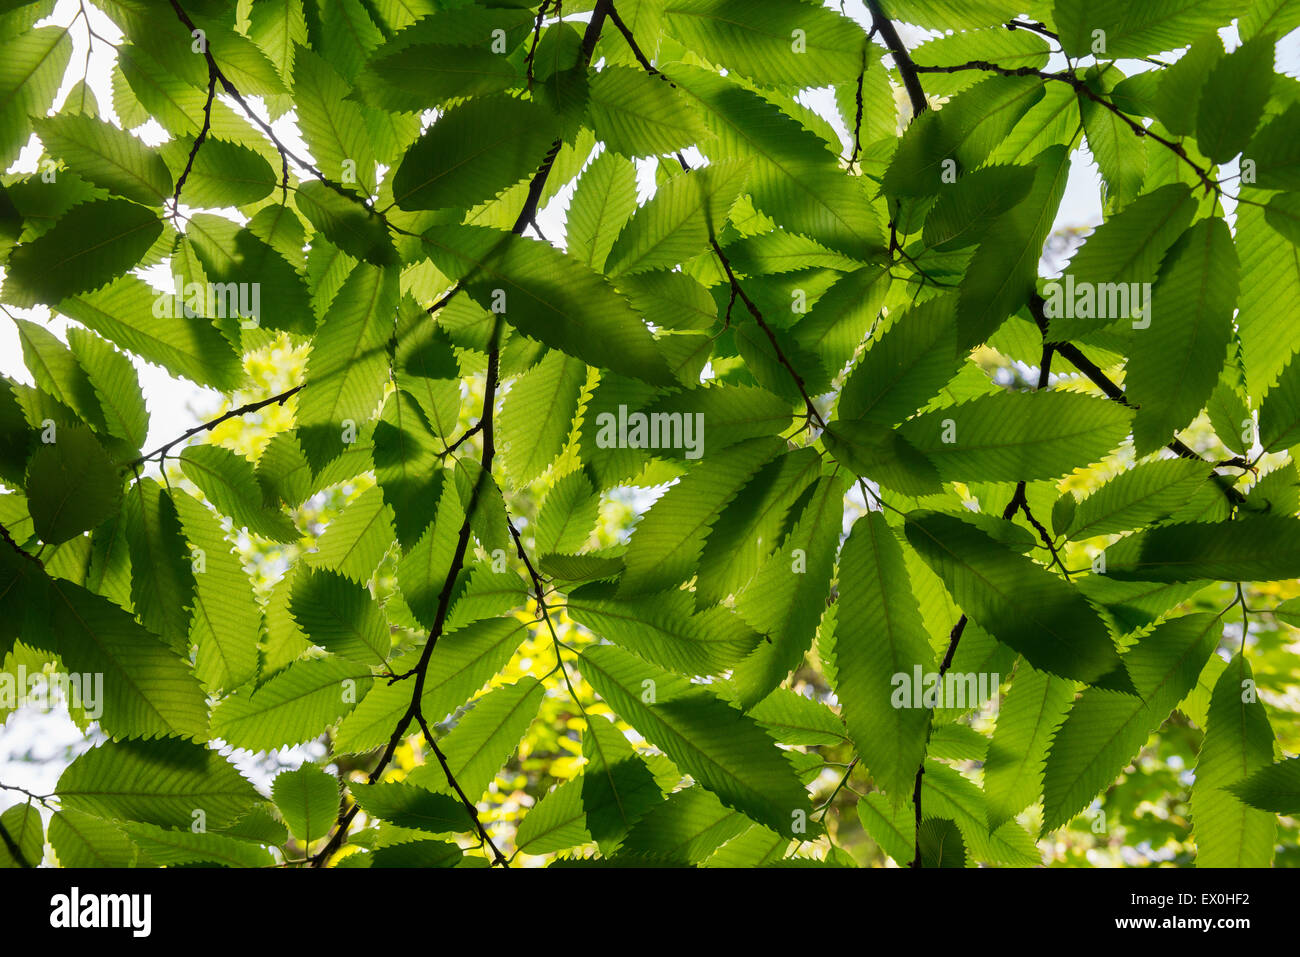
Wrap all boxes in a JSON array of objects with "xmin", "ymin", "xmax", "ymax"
[{"xmin": 1, "ymin": 0, "xmax": 1299, "ymax": 869}]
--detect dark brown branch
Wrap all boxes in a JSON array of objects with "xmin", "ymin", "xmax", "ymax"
[
  {"xmin": 608, "ymin": 1, "xmax": 659, "ymax": 76},
  {"xmin": 126, "ymin": 385, "xmax": 302, "ymax": 468},
  {"xmin": 415, "ymin": 713, "xmax": 508, "ymax": 865},
  {"xmin": 171, "ymin": 65, "xmax": 215, "ymax": 217},
  {"xmin": 0, "ymin": 818, "xmax": 31, "ymax": 868},
  {"xmin": 525, "ymin": 0, "xmax": 553, "ymax": 90},
  {"xmin": 668, "ymin": 150, "xmax": 826, "ymax": 429},
  {"xmin": 709, "ymin": 235, "xmax": 826, "ymax": 430},
  {"xmin": 910, "ymin": 59, "xmax": 1219, "ymax": 195},
  {"xmin": 169, "ymin": 0, "xmax": 363, "ymax": 206},
  {"xmin": 866, "ymin": 0, "xmax": 927, "ymax": 118},
  {"xmin": 1030, "ymin": 296, "xmax": 1247, "ymax": 506},
  {"xmin": 849, "ymin": 63, "xmax": 865, "ymax": 166},
  {"xmin": 1005, "ymin": 19, "xmax": 1060, "ymax": 43},
  {"xmin": 311, "ymin": 0, "xmax": 616, "ymax": 867}
]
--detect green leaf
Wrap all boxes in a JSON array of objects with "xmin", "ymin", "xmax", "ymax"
[
  {"xmin": 620, "ymin": 785, "xmax": 751, "ymax": 863},
  {"xmin": 124, "ymin": 478, "xmax": 194, "ymax": 653},
  {"xmin": 334, "ymin": 617, "xmax": 530, "ymax": 752},
  {"xmin": 1264, "ymin": 191, "xmax": 1300, "ymax": 249},
  {"xmin": 0, "ymin": 25, "xmax": 74, "ymax": 168},
  {"xmin": 1236, "ymin": 201, "xmax": 1300, "ymax": 400},
  {"xmin": 500, "ymin": 350, "xmax": 585, "ymax": 483},
  {"xmin": 271, "ymin": 762, "xmax": 340, "ymax": 844},
  {"xmin": 1192, "ymin": 654, "xmax": 1276, "ymax": 866},
  {"xmin": 922, "ymin": 165, "xmax": 1036, "ymax": 251},
  {"xmin": 1047, "ymin": 183, "xmax": 1199, "ymax": 341},
  {"xmin": 1055, "ymin": 0, "xmax": 1250, "ymax": 60},
  {"xmin": 392, "ymin": 95, "xmax": 558, "ymax": 211},
  {"xmin": 876, "ymin": 0, "xmax": 1026, "ymax": 30},
  {"xmin": 904, "ymin": 510, "xmax": 1127, "ymax": 687},
  {"xmin": 899, "ymin": 391, "xmax": 1132, "ymax": 483},
  {"xmin": 1150, "ymin": 35, "xmax": 1223, "ymax": 136},
  {"xmin": 566, "ymin": 150, "xmax": 638, "ymax": 271},
  {"xmin": 536, "ymin": 471, "xmax": 599, "ymax": 554},
  {"xmin": 296, "ymin": 263, "xmax": 398, "ymax": 470},
  {"xmin": 1065, "ymin": 458, "xmax": 1211, "ymax": 540},
  {"xmin": 210, "ymin": 656, "xmax": 373, "ymax": 751},
  {"xmin": 1041, "ymin": 613, "xmax": 1223, "ymax": 832},
  {"xmin": 349, "ymin": 782, "xmax": 471, "ymax": 833},
  {"xmin": 1127, "ymin": 218, "xmax": 1238, "ymax": 455},
  {"xmin": 566, "ymin": 582, "xmax": 759, "ymax": 677},
  {"xmin": 1260, "ymin": 349, "xmax": 1300, "ymax": 453},
  {"xmin": 123, "ymin": 822, "xmax": 273, "ymax": 868},
  {"xmin": 57, "ymin": 738, "xmax": 260, "ymax": 829},
  {"xmin": 173, "ymin": 490, "xmax": 261, "ymax": 694},
  {"xmin": 984, "ymin": 664, "xmax": 1076, "ymax": 829},
  {"xmin": 293, "ymin": 47, "xmax": 376, "ymax": 193},
  {"xmin": 833, "ymin": 511, "xmax": 934, "ymax": 801},
  {"xmin": 179, "ymin": 444, "xmax": 298, "ymax": 542},
  {"xmin": 367, "ymin": 838, "xmax": 466, "ymax": 868},
  {"xmin": 1228, "ymin": 757, "xmax": 1300, "ymax": 814},
  {"xmin": 605, "ymin": 160, "xmax": 749, "ymax": 277},
  {"xmin": 515, "ymin": 777, "xmax": 592, "ymax": 855},
  {"xmin": 857, "ymin": 791, "xmax": 914, "ymax": 866},
  {"xmin": 58, "ymin": 276, "xmax": 244, "ymax": 391},
  {"xmin": 617, "ymin": 436, "xmax": 782, "ymax": 596},
  {"xmin": 373, "ymin": 390, "xmax": 444, "ymax": 550},
  {"xmin": 185, "ymin": 213, "xmax": 313, "ymax": 335},
  {"xmin": 1103, "ymin": 516, "xmax": 1300, "ymax": 582},
  {"xmin": 12, "ymin": 317, "xmax": 108, "ymax": 432},
  {"xmin": 837, "ymin": 293, "xmax": 962, "ymax": 424},
  {"xmin": 0, "ymin": 803, "xmax": 43, "ymax": 868},
  {"xmin": 734, "ymin": 687, "xmax": 847, "ymax": 747},
  {"xmin": 1244, "ymin": 102, "xmax": 1300, "ymax": 191},
  {"xmin": 823, "ymin": 419, "xmax": 943, "ymax": 497},
  {"xmin": 396, "ymin": 479, "xmax": 464, "ymax": 629},
  {"xmin": 422, "ymin": 226, "xmax": 676, "ymax": 385},
  {"xmin": 664, "ymin": 0, "xmax": 866, "ymax": 89},
  {"xmin": 956, "ymin": 145, "xmax": 1069, "ymax": 347},
  {"xmin": 358, "ymin": 42, "xmax": 520, "ymax": 111},
  {"xmin": 883, "ymin": 77, "xmax": 1046, "ymax": 198},
  {"xmin": 585, "ymin": 66, "xmax": 704, "ymax": 158},
  {"xmin": 673, "ymin": 67, "xmax": 885, "ymax": 259},
  {"xmin": 407, "ymin": 677, "xmax": 544, "ymax": 800},
  {"xmin": 25, "ymin": 424, "xmax": 121, "ymax": 545},
  {"xmin": 2, "ymin": 199, "xmax": 162, "ymax": 307},
  {"xmin": 921, "ymin": 760, "xmax": 1041, "ymax": 865},
  {"xmin": 35, "ymin": 112, "xmax": 172, "ymax": 206},
  {"xmin": 295, "ymin": 181, "xmax": 397, "ymax": 267},
  {"xmin": 47, "ymin": 809, "xmax": 137, "ymax": 868},
  {"xmin": 581, "ymin": 713, "xmax": 662, "ymax": 850},
  {"xmin": 163, "ymin": 136, "xmax": 277, "ymax": 208},
  {"xmin": 911, "ymin": 27, "xmax": 1050, "ymax": 97},
  {"xmin": 579, "ymin": 643, "xmax": 812, "ymax": 838},
  {"xmin": 289, "ymin": 566, "xmax": 391, "ymax": 666},
  {"xmin": 730, "ymin": 474, "xmax": 845, "ymax": 704},
  {"xmin": 1079, "ymin": 67, "xmax": 1147, "ymax": 205},
  {"xmin": 66, "ymin": 328, "xmax": 148, "ymax": 451},
  {"xmin": 1196, "ymin": 33, "xmax": 1275, "ymax": 163}
]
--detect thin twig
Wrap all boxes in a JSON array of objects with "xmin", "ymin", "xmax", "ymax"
[{"xmin": 127, "ymin": 386, "xmax": 302, "ymax": 468}]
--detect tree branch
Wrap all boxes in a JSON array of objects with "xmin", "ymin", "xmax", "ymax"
[
  {"xmin": 866, "ymin": 0, "xmax": 927, "ymax": 118},
  {"xmin": 1030, "ymin": 295, "xmax": 1246, "ymax": 506},
  {"xmin": 311, "ymin": 0, "xmax": 616, "ymax": 867},
  {"xmin": 169, "ymin": 0, "xmax": 364, "ymax": 206},
  {"xmin": 910, "ymin": 59, "xmax": 1220, "ymax": 195},
  {"xmin": 126, "ymin": 385, "xmax": 302, "ymax": 469},
  {"xmin": 171, "ymin": 66, "xmax": 215, "ymax": 217}
]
